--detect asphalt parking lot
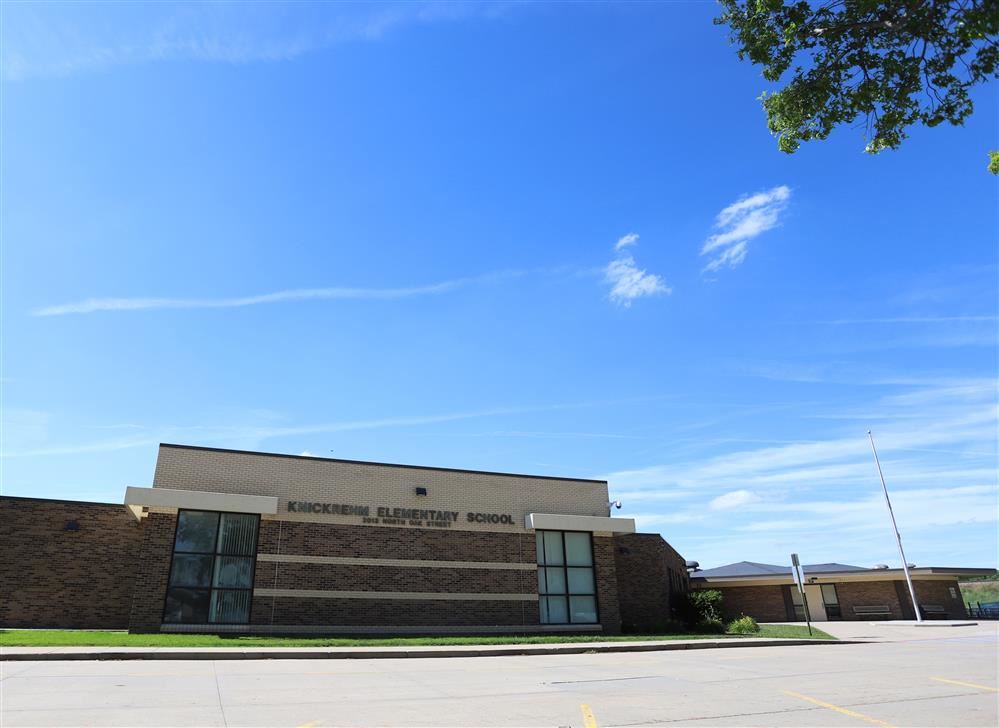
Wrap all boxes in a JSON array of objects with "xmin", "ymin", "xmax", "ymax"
[{"xmin": 2, "ymin": 623, "xmax": 996, "ymax": 727}]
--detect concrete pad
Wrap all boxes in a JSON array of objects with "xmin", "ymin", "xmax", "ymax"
[
  {"xmin": 875, "ymin": 619, "xmax": 978, "ymax": 627},
  {"xmin": 2, "ymin": 625, "xmax": 996, "ymax": 727}
]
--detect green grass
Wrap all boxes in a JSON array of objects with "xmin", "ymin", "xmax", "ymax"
[
  {"xmin": 961, "ymin": 580, "xmax": 999, "ymax": 608},
  {"xmin": 0, "ymin": 624, "xmax": 832, "ymax": 648}
]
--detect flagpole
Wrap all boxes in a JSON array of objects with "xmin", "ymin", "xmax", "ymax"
[{"xmin": 868, "ymin": 430, "xmax": 922, "ymax": 623}]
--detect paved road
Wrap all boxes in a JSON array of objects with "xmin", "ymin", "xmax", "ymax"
[{"xmin": 2, "ymin": 624, "xmax": 996, "ymax": 727}]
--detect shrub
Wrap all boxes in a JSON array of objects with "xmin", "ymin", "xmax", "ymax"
[
  {"xmin": 673, "ymin": 589, "xmax": 724, "ymax": 628},
  {"xmin": 688, "ymin": 589, "xmax": 724, "ymax": 623},
  {"xmin": 727, "ymin": 615, "xmax": 760, "ymax": 635},
  {"xmin": 696, "ymin": 618, "xmax": 726, "ymax": 634}
]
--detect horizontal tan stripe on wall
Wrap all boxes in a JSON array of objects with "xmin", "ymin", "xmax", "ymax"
[
  {"xmin": 257, "ymin": 553, "xmax": 537, "ymax": 571},
  {"xmin": 255, "ymin": 588, "xmax": 539, "ymax": 602}
]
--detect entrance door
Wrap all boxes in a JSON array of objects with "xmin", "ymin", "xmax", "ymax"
[{"xmin": 804, "ymin": 585, "xmax": 828, "ymax": 621}]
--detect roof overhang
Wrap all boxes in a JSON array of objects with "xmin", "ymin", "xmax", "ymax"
[
  {"xmin": 526, "ymin": 513, "xmax": 635, "ymax": 534},
  {"xmin": 691, "ymin": 567, "xmax": 997, "ymax": 587},
  {"xmin": 124, "ymin": 486, "xmax": 278, "ymax": 520}
]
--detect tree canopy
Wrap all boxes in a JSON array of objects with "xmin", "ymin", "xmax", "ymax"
[{"xmin": 716, "ymin": 0, "xmax": 999, "ymax": 159}]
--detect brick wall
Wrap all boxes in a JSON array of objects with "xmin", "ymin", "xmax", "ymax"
[
  {"xmin": 128, "ymin": 514, "xmax": 621, "ymax": 633},
  {"xmin": 127, "ymin": 512, "xmax": 178, "ymax": 633},
  {"xmin": 835, "ymin": 580, "xmax": 905, "ymax": 620},
  {"xmin": 914, "ymin": 579, "xmax": 967, "ymax": 618},
  {"xmin": 613, "ymin": 533, "xmax": 688, "ymax": 632},
  {"xmin": 0, "ymin": 497, "xmax": 141, "ymax": 629},
  {"xmin": 714, "ymin": 585, "xmax": 789, "ymax": 622},
  {"xmin": 153, "ymin": 444, "xmax": 611, "ymax": 534}
]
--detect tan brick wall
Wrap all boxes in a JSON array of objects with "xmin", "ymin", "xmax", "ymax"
[
  {"xmin": 613, "ymin": 533, "xmax": 688, "ymax": 631},
  {"xmin": 0, "ymin": 497, "xmax": 141, "ymax": 629},
  {"xmin": 152, "ymin": 445, "xmax": 610, "ymax": 534}
]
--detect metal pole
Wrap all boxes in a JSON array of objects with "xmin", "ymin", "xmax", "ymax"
[{"xmin": 868, "ymin": 431, "xmax": 922, "ymax": 623}]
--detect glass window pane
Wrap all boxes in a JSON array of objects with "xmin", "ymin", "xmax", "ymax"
[
  {"xmin": 539, "ymin": 595, "xmax": 549, "ymax": 624},
  {"xmin": 163, "ymin": 588, "xmax": 210, "ymax": 623},
  {"xmin": 567, "ymin": 567, "xmax": 595, "ymax": 594},
  {"xmin": 537, "ymin": 569, "xmax": 547, "ymax": 594},
  {"xmin": 544, "ymin": 567, "xmax": 566, "ymax": 594},
  {"xmin": 546, "ymin": 596, "xmax": 568, "ymax": 624},
  {"xmin": 217, "ymin": 514, "xmax": 258, "ymax": 555},
  {"xmin": 569, "ymin": 596, "xmax": 598, "ymax": 623},
  {"xmin": 535, "ymin": 532, "xmax": 545, "ymax": 565},
  {"xmin": 564, "ymin": 533, "xmax": 592, "ymax": 566},
  {"xmin": 821, "ymin": 584, "xmax": 839, "ymax": 605},
  {"xmin": 169, "ymin": 554, "xmax": 213, "ymax": 587},
  {"xmin": 790, "ymin": 588, "xmax": 803, "ymax": 605},
  {"xmin": 174, "ymin": 511, "xmax": 218, "ymax": 553},
  {"xmin": 542, "ymin": 532, "xmax": 564, "ymax": 565},
  {"xmin": 213, "ymin": 555, "xmax": 253, "ymax": 588},
  {"xmin": 210, "ymin": 590, "xmax": 251, "ymax": 624}
]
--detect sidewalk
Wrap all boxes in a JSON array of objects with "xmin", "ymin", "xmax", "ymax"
[
  {"xmin": 0, "ymin": 636, "xmax": 852, "ymax": 661},
  {"xmin": 763, "ymin": 620, "xmax": 995, "ymax": 643}
]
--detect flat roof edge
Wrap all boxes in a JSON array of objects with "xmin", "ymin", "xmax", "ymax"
[{"xmin": 158, "ymin": 443, "xmax": 608, "ymax": 484}]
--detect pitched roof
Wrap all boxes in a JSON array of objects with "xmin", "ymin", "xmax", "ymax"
[{"xmin": 694, "ymin": 560, "xmax": 866, "ymax": 578}]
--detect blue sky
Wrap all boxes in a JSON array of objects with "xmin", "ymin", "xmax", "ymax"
[{"xmin": 3, "ymin": 1, "xmax": 997, "ymax": 570}]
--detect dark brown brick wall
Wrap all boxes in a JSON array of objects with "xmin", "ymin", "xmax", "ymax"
[
  {"xmin": 593, "ymin": 536, "xmax": 621, "ymax": 634},
  {"xmin": 128, "ymin": 516, "xmax": 620, "ymax": 633},
  {"xmin": 254, "ymin": 561, "xmax": 535, "ymax": 594},
  {"xmin": 835, "ymin": 580, "xmax": 905, "ymax": 620},
  {"xmin": 713, "ymin": 585, "xmax": 790, "ymax": 622},
  {"xmin": 914, "ymin": 579, "xmax": 967, "ymax": 618},
  {"xmin": 257, "ymin": 520, "xmax": 533, "ymax": 563},
  {"xmin": 249, "ymin": 597, "xmax": 537, "ymax": 627},
  {"xmin": 613, "ymin": 533, "xmax": 688, "ymax": 631},
  {"xmin": 0, "ymin": 497, "xmax": 141, "ymax": 629},
  {"xmin": 127, "ymin": 512, "xmax": 178, "ymax": 633}
]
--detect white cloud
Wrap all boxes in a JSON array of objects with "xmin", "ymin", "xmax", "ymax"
[
  {"xmin": 604, "ymin": 235, "xmax": 670, "ymax": 307},
  {"xmin": 615, "ymin": 233, "xmax": 639, "ymax": 251},
  {"xmin": 33, "ymin": 269, "xmax": 536, "ymax": 316},
  {"xmin": 701, "ymin": 185, "xmax": 790, "ymax": 273},
  {"xmin": 709, "ymin": 489, "xmax": 760, "ymax": 510},
  {"xmin": 2, "ymin": 2, "xmax": 515, "ymax": 81}
]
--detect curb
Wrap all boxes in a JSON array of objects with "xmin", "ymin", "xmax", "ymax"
[{"xmin": 0, "ymin": 638, "xmax": 856, "ymax": 661}]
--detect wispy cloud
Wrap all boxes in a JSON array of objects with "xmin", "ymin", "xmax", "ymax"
[
  {"xmin": 601, "ymin": 377, "xmax": 997, "ymax": 566},
  {"xmin": 614, "ymin": 233, "xmax": 639, "ymax": 251},
  {"xmin": 0, "ymin": 394, "xmax": 672, "ymax": 459},
  {"xmin": 709, "ymin": 489, "xmax": 760, "ymax": 510},
  {"xmin": 604, "ymin": 234, "xmax": 670, "ymax": 307},
  {"xmin": 701, "ymin": 185, "xmax": 790, "ymax": 274},
  {"xmin": 33, "ymin": 269, "xmax": 536, "ymax": 317},
  {"xmin": 2, "ymin": 2, "xmax": 513, "ymax": 81}
]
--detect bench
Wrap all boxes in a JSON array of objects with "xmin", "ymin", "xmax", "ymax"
[
  {"xmin": 853, "ymin": 605, "xmax": 892, "ymax": 618},
  {"xmin": 920, "ymin": 604, "xmax": 948, "ymax": 619}
]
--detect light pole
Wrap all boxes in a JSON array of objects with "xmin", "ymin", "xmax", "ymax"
[{"xmin": 868, "ymin": 430, "xmax": 922, "ymax": 623}]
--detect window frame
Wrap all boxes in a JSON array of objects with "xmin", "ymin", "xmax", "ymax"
[
  {"xmin": 162, "ymin": 509, "xmax": 260, "ymax": 626},
  {"xmin": 820, "ymin": 583, "xmax": 842, "ymax": 619},
  {"xmin": 536, "ymin": 529, "xmax": 599, "ymax": 625}
]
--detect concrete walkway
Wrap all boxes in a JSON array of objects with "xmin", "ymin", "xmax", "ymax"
[
  {"xmin": 0, "ymin": 636, "xmax": 851, "ymax": 661},
  {"xmin": 764, "ymin": 619, "xmax": 994, "ymax": 642}
]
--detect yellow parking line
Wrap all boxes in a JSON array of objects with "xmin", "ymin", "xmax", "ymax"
[
  {"xmin": 580, "ymin": 703, "xmax": 598, "ymax": 728},
  {"xmin": 297, "ymin": 722, "xmax": 322, "ymax": 728},
  {"xmin": 783, "ymin": 690, "xmax": 895, "ymax": 728},
  {"xmin": 931, "ymin": 677, "xmax": 999, "ymax": 693}
]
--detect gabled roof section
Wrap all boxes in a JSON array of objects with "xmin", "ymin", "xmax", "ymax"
[{"xmin": 694, "ymin": 560, "xmax": 865, "ymax": 578}]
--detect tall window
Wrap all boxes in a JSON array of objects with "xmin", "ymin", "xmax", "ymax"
[
  {"xmin": 536, "ymin": 530, "xmax": 598, "ymax": 624},
  {"xmin": 163, "ymin": 510, "xmax": 259, "ymax": 624},
  {"xmin": 821, "ymin": 584, "xmax": 841, "ymax": 618}
]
